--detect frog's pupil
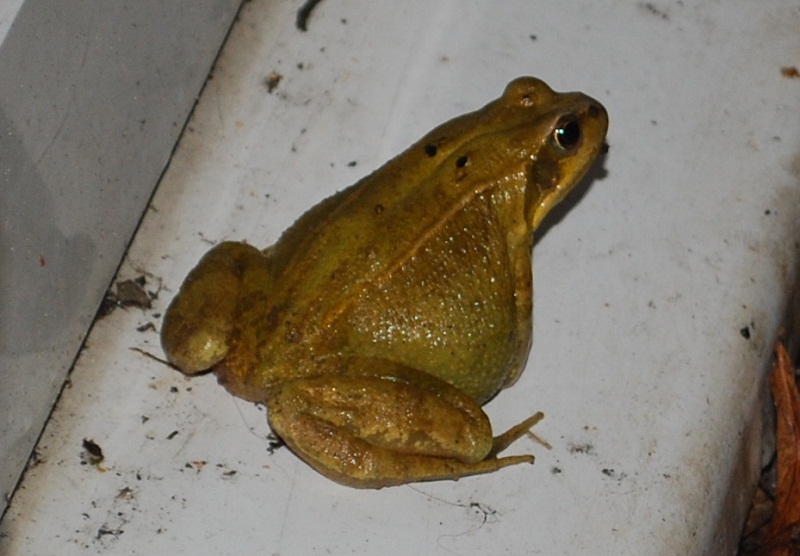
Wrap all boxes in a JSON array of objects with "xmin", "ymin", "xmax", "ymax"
[{"xmin": 554, "ymin": 117, "xmax": 580, "ymax": 150}]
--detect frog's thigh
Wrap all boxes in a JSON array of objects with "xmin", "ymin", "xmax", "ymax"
[
  {"xmin": 161, "ymin": 241, "xmax": 271, "ymax": 374},
  {"xmin": 267, "ymin": 371, "xmax": 534, "ymax": 488}
]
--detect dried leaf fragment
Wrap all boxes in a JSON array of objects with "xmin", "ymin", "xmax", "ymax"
[
  {"xmin": 754, "ymin": 341, "xmax": 800, "ymax": 555},
  {"xmin": 768, "ymin": 341, "xmax": 800, "ymax": 536}
]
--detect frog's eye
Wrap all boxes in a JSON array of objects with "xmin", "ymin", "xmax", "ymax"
[{"xmin": 552, "ymin": 116, "xmax": 581, "ymax": 151}]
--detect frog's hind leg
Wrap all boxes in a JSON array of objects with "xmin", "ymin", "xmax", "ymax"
[{"xmin": 265, "ymin": 362, "xmax": 538, "ymax": 488}]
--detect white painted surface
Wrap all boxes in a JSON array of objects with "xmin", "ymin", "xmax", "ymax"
[{"xmin": 2, "ymin": 0, "xmax": 799, "ymax": 554}]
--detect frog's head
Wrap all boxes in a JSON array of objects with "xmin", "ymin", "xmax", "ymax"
[
  {"xmin": 420, "ymin": 77, "xmax": 608, "ymax": 234},
  {"xmin": 501, "ymin": 77, "xmax": 609, "ymax": 230}
]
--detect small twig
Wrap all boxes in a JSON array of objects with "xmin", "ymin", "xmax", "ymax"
[{"xmin": 129, "ymin": 347, "xmax": 175, "ymax": 369}]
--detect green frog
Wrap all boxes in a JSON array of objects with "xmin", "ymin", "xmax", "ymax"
[{"xmin": 161, "ymin": 77, "xmax": 608, "ymax": 488}]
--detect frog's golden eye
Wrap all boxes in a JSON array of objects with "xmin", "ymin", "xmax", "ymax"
[{"xmin": 552, "ymin": 116, "xmax": 581, "ymax": 151}]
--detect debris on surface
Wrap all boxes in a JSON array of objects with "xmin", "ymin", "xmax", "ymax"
[{"xmin": 741, "ymin": 341, "xmax": 800, "ymax": 555}]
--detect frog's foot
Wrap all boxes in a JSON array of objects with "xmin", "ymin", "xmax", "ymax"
[
  {"xmin": 161, "ymin": 241, "xmax": 271, "ymax": 374},
  {"xmin": 265, "ymin": 366, "xmax": 539, "ymax": 488}
]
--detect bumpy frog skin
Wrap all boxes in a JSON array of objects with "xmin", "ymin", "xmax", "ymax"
[{"xmin": 161, "ymin": 77, "xmax": 608, "ymax": 488}]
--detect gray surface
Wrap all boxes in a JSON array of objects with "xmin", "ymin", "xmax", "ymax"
[{"xmin": 0, "ymin": 0, "xmax": 241, "ymax": 514}]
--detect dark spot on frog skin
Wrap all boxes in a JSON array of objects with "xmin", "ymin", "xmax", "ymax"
[
  {"xmin": 424, "ymin": 143, "xmax": 438, "ymax": 157},
  {"xmin": 456, "ymin": 155, "xmax": 468, "ymax": 168}
]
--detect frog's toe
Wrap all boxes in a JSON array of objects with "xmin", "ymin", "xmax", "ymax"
[{"xmin": 489, "ymin": 411, "xmax": 544, "ymax": 457}]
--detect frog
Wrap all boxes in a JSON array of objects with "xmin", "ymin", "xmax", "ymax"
[{"xmin": 160, "ymin": 77, "xmax": 608, "ymax": 488}]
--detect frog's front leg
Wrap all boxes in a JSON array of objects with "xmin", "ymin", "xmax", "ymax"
[
  {"xmin": 161, "ymin": 241, "xmax": 272, "ymax": 374},
  {"xmin": 266, "ymin": 360, "xmax": 541, "ymax": 488}
]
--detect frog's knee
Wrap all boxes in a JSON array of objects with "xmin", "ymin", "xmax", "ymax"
[
  {"xmin": 161, "ymin": 290, "xmax": 234, "ymax": 374},
  {"xmin": 161, "ymin": 242, "xmax": 266, "ymax": 373}
]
